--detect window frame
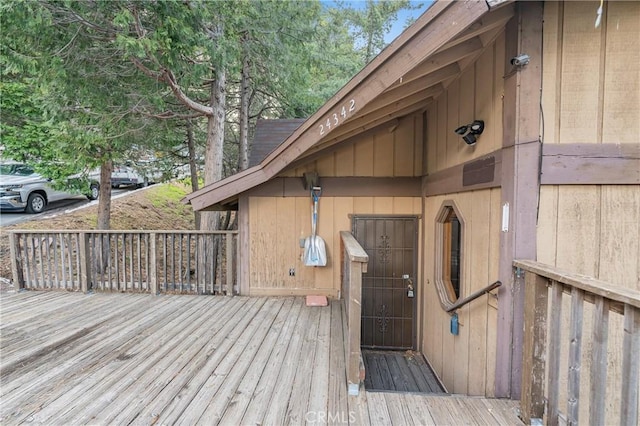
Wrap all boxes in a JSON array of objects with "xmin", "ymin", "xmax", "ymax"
[{"xmin": 434, "ymin": 200, "xmax": 465, "ymax": 310}]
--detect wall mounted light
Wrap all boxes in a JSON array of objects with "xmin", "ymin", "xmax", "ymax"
[{"xmin": 454, "ymin": 120, "xmax": 485, "ymax": 146}]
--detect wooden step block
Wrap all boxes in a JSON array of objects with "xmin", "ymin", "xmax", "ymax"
[{"xmin": 305, "ymin": 295, "xmax": 328, "ymax": 307}]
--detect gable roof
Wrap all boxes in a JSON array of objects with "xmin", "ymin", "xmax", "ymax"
[
  {"xmin": 184, "ymin": 0, "xmax": 514, "ymax": 211},
  {"xmin": 248, "ymin": 119, "xmax": 306, "ymax": 168}
]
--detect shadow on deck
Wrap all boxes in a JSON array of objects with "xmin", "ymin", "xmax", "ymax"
[{"xmin": 0, "ymin": 292, "xmax": 521, "ymax": 425}]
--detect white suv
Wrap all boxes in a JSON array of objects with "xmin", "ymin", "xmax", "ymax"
[{"xmin": 0, "ymin": 162, "xmax": 99, "ymax": 214}]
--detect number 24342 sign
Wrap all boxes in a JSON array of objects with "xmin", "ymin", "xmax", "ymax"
[{"xmin": 319, "ymin": 99, "xmax": 356, "ymax": 136}]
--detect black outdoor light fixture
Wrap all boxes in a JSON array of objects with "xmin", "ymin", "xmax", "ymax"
[{"xmin": 454, "ymin": 120, "xmax": 485, "ymax": 146}]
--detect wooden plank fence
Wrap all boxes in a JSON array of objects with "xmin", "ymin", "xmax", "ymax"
[
  {"xmin": 9, "ymin": 230, "xmax": 237, "ymax": 295},
  {"xmin": 517, "ymin": 259, "xmax": 640, "ymax": 426}
]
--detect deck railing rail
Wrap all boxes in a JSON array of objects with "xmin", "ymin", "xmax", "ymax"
[
  {"xmin": 9, "ymin": 230, "xmax": 237, "ymax": 295},
  {"xmin": 340, "ymin": 231, "xmax": 369, "ymax": 396},
  {"xmin": 516, "ymin": 259, "xmax": 640, "ymax": 426}
]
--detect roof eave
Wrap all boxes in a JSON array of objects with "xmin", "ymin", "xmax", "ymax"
[{"xmin": 185, "ymin": 0, "xmax": 493, "ymax": 211}]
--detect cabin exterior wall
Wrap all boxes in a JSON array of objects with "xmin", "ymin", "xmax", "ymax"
[
  {"xmin": 535, "ymin": 1, "xmax": 640, "ymax": 420},
  {"xmin": 280, "ymin": 114, "xmax": 424, "ymax": 178},
  {"xmin": 244, "ymin": 117, "xmax": 424, "ymax": 297},
  {"xmin": 247, "ymin": 195, "xmax": 422, "ymax": 297},
  {"xmin": 420, "ymin": 30, "xmax": 506, "ymax": 396}
]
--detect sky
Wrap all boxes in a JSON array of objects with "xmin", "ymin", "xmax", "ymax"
[
  {"xmin": 384, "ymin": 1, "xmax": 433, "ymax": 43},
  {"xmin": 321, "ymin": 1, "xmax": 434, "ymax": 44}
]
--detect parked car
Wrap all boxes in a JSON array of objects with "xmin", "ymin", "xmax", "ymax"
[
  {"xmin": 111, "ymin": 165, "xmax": 160, "ymax": 188},
  {"xmin": 0, "ymin": 161, "xmax": 99, "ymax": 214}
]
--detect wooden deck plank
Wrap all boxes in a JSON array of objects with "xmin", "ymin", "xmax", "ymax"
[
  {"xmin": 260, "ymin": 303, "xmax": 314, "ymax": 425},
  {"xmin": 87, "ymin": 297, "xmax": 246, "ymax": 425},
  {"xmin": 0, "ymin": 293, "xmax": 524, "ymax": 426},
  {"xmin": 0, "ymin": 295, "xmax": 186, "ymax": 421},
  {"xmin": 0, "ymin": 294, "xmax": 149, "ymax": 365},
  {"xmin": 328, "ymin": 300, "xmax": 350, "ymax": 425},
  {"xmin": 283, "ymin": 306, "xmax": 322, "ymax": 425},
  {"xmin": 362, "ymin": 350, "xmax": 443, "ymax": 393},
  {"xmin": 307, "ymin": 303, "xmax": 333, "ymax": 418},
  {"xmin": 133, "ymin": 297, "xmax": 265, "ymax": 425},
  {"xmin": 416, "ymin": 394, "xmax": 458, "ymax": 425},
  {"xmin": 193, "ymin": 298, "xmax": 291, "ymax": 424},
  {"xmin": 385, "ymin": 353, "xmax": 409, "ymax": 391},
  {"xmin": 348, "ymin": 393, "xmax": 372, "ymax": 426},
  {"xmin": 383, "ymin": 392, "xmax": 415, "ymax": 425},
  {"xmin": 23, "ymin": 296, "xmax": 219, "ymax": 424},
  {"xmin": 171, "ymin": 297, "xmax": 277, "ymax": 425},
  {"xmin": 216, "ymin": 298, "xmax": 298, "ymax": 425},
  {"xmin": 239, "ymin": 298, "xmax": 305, "ymax": 425},
  {"xmin": 404, "ymin": 393, "xmax": 437, "ymax": 426},
  {"xmin": 366, "ymin": 391, "xmax": 393, "ymax": 425},
  {"xmin": 408, "ymin": 352, "xmax": 444, "ymax": 393},
  {"xmin": 480, "ymin": 397, "xmax": 522, "ymax": 424}
]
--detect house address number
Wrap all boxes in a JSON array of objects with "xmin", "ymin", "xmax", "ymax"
[{"xmin": 319, "ymin": 99, "xmax": 356, "ymax": 136}]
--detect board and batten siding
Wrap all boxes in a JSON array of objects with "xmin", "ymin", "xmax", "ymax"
[
  {"xmin": 425, "ymin": 31, "xmax": 505, "ymax": 175},
  {"xmin": 536, "ymin": 2, "xmax": 640, "ymax": 423},
  {"xmin": 248, "ymin": 196, "xmax": 422, "ymax": 297},
  {"xmin": 279, "ymin": 113, "xmax": 424, "ymax": 178},
  {"xmin": 422, "ymin": 188, "xmax": 502, "ymax": 397},
  {"xmin": 418, "ymin": 30, "xmax": 507, "ymax": 397},
  {"xmin": 542, "ymin": 1, "xmax": 640, "ymax": 145}
]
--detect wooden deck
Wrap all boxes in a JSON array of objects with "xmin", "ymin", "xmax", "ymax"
[
  {"xmin": 0, "ymin": 292, "xmax": 522, "ymax": 425},
  {"xmin": 362, "ymin": 350, "xmax": 445, "ymax": 393}
]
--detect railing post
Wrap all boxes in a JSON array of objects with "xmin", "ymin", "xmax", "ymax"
[
  {"xmin": 226, "ymin": 232, "xmax": 234, "ymax": 296},
  {"xmin": 620, "ymin": 304, "xmax": 639, "ymax": 426},
  {"xmin": 520, "ymin": 270, "xmax": 549, "ymax": 424},
  {"xmin": 340, "ymin": 231, "xmax": 368, "ymax": 396},
  {"xmin": 149, "ymin": 233, "xmax": 158, "ymax": 295},
  {"xmin": 347, "ymin": 259, "xmax": 363, "ymax": 396},
  {"xmin": 79, "ymin": 232, "xmax": 91, "ymax": 293},
  {"xmin": 9, "ymin": 232, "xmax": 25, "ymax": 290}
]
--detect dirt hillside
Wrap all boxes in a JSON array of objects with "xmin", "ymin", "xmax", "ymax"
[{"xmin": 0, "ymin": 182, "xmax": 197, "ymax": 287}]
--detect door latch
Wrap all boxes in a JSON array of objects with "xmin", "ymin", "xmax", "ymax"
[{"xmin": 406, "ymin": 278, "xmax": 414, "ymax": 298}]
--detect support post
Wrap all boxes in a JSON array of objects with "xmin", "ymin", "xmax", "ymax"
[
  {"xmin": 520, "ymin": 271, "xmax": 549, "ymax": 423},
  {"xmin": 9, "ymin": 232, "xmax": 24, "ymax": 289}
]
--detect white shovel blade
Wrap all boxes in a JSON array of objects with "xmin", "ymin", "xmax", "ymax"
[{"xmin": 303, "ymin": 235, "xmax": 327, "ymax": 266}]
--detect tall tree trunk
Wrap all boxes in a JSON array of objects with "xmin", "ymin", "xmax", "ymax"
[
  {"xmin": 202, "ymin": 66, "xmax": 226, "ymax": 232},
  {"xmin": 186, "ymin": 119, "xmax": 201, "ymax": 229},
  {"xmin": 96, "ymin": 160, "xmax": 113, "ymax": 276},
  {"xmin": 239, "ymin": 39, "xmax": 250, "ymax": 172},
  {"xmin": 97, "ymin": 161, "xmax": 113, "ymax": 230}
]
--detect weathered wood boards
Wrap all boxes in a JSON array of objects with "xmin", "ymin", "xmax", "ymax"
[{"xmin": 0, "ymin": 292, "xmax": 523, "ymax": 425}]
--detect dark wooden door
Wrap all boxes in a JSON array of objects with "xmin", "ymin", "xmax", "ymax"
[{"xmin": 353, "ymin": 216, "xmax": 417, "ymax": 349}]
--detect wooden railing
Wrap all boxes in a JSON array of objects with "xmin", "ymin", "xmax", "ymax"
[
  {"xmin": 340, "ymin": 231, "xmax": 369, "ymax": 396},
  {"xmin": 517, "ymin": 259, "xmax": 640, "ymax": 426},
  {"xmin": 9, "ymin": 230, "xmax": 237, "ymax": 295}
]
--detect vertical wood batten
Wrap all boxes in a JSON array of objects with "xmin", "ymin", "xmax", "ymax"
[
  {"xmin": 589, "ymin": 296, "xmax": 609, "ymax": 425},
  {"xmin": 520, "ymin": 271, "xmax": 549, "ymax": 423},
  {"xmin": 567, "ymin": 287, "xmax": 584, "ymax": 425},
  {"xmin": 620, "ymin": 304, "xmax": 640, "ymax": 426},
  {"xmin": 547, "ymin": 280, "xmax": 563, "ymax": 426}
]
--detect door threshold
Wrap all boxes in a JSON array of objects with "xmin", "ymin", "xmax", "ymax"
[{"xmin": 362, "ymin": 349, "xmax": 446, "ymax": 394}]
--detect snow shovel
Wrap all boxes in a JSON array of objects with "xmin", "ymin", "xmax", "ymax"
[{"xmin": 303, "ymin": 186, "xmax": 327, "ymax": 266}]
